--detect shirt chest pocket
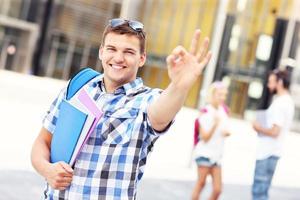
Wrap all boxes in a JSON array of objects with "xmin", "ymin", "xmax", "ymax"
[{"xmin": 101, "ymin": 108, "xmax": 139, "ymax": 145}]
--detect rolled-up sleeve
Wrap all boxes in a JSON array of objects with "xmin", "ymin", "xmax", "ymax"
[
  {"xmin": 42, "ymin": 88, "xmax": 66, "ymax": 134},
  {"xmin": 269, "ymin": 105, "xmax": 285, "ymax": 128},
  {"xmin": 142, "ymin": 88, "xmax": 174, "ymax": 136}
]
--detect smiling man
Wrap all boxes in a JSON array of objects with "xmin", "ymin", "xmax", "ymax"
[{"xmin": 31, "ymin": 18, "xmax": 211, "ymax": 199}]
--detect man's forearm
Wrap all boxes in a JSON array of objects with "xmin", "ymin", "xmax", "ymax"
[
  {"xmin": 31, "ymin": 130, "xmax": 53, "ymax": 178},
  {"xmin": 257, "ymin": 125, "xmax": 280, "ymax": 138},
  {"xmin": 148, "ymin": 83, "xmax": 189, "ymax": 131},
  {"xmin": 31, "ymin": 141, "xmax": 52, "ymax": 177}
]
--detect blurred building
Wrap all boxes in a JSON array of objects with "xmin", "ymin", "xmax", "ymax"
[{"xmin": 0, "ymin": 0, "xmax": 299, "ymax": 131}]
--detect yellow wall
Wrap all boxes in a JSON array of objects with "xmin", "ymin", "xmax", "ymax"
[{"xmin": 141, "ymin": 0, "xmax": 218, "ymax": 107}]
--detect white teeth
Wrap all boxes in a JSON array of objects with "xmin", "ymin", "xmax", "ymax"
[{"xmin": 111, "ymin": 65, "xmax": 123, "ymax": 69}]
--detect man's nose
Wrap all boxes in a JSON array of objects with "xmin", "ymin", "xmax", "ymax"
[{"xmin": 114, "ymin": 51, "xmax": 125, "ymax": 63}]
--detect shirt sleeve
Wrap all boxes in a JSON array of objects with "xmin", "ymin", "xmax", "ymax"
[
  {"xmin": 268, "ymin": 103, "xmax": 285, "ymax": 128},
  {"xmin": 42, "ymin": 88, "xmax": 67, "ymax": 134},
  {"xmin": 143, "ymin": 88, "xmax": 174, "ymax": 136}
]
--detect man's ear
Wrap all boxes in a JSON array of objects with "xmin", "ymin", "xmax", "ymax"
[
  {"xmin": 99, "ymin": 46, "xmax": 103, "ymax": 60},
  {"xmin": 139, "ymin": 52, "xmax": 146, "ymax": 67},
  {"xmin": 278, "ymin": 79, "xmax": 284, "ymax": 88}
]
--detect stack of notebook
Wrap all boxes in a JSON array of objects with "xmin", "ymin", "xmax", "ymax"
[
  {"xmin": 255, "ymin": 110, "xmax": 268, "ymax": 137},
  {"xmin": 50, "ymin": 89, "xmax": 102, "ymax": 166}
]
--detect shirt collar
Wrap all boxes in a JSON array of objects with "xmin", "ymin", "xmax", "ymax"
[{"xmin": 98, "ymin": 77, "xmax": 144, "ymax": 95}]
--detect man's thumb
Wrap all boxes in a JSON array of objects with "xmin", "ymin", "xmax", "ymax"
[{"xmin": 59, "ymin": 162, "xmax": 74, "ymax": 174}]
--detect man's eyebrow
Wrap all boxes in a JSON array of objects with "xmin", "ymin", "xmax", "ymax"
[
  {"xmin": 104, "ymin": 45, "xmax": 137, "ymax": 52},
  {"xmin": 124, "ymin": 48, "xmax": 137, "ymax": 52},
  {"xmin": 105, "ymin": 45, "xmax": 116, "ymax": 48}
]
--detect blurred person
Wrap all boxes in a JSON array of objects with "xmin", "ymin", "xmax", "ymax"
[
  {"xmin": 192, "ymin": 81, "xmax": 230, "ymax": 200},
  {"xmin": 31, "ymin": 18, "xmax": 212, "ymax": 199},
  {"xmin": 252, "ymin": 68, "xmax": 295, "ymax": 200}
]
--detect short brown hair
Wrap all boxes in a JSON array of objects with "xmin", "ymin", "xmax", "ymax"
[
  {"xmin": 270, "ymin": 68, "xmax": 291, "ymax": 89},
  {"xmin": 101, "ymin": 22, "xmax": 146, "ymax": 54}
]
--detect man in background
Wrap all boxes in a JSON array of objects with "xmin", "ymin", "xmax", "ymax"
[{"xmin": 252, "ymin": 68, "xmax": 295, "ymax": 200}]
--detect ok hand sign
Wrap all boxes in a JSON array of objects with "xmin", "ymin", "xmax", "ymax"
[{"xmin": 166, "ymin": 29, "xmax": 212, "ymax": 91}]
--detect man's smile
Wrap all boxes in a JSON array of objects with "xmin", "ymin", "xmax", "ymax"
[{"xmin": 110, "ymin": 64, "xmax": 126, "ymax": 70}]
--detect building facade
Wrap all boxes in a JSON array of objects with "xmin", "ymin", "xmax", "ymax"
[{"xmin": 0, "ymin": 0, "xmax": 299, "ymax": 130}]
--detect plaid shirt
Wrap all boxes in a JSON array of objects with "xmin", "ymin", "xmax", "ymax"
[{"xmin": 43, "ymin": 74, "xmax": 171, "ymax": 200}]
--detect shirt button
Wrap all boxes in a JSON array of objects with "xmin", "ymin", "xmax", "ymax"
[{"xmin": 92, "ymin": 82, "xmax": 97, "ymax": 87}]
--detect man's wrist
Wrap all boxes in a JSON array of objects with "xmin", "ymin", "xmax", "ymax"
[
  {"xmin": 39, "ymin": 160, "xmax": 53, "ymax": 178},
  {"xmin": 167, "ymin": 82, "xmax": 189, "ymax": 97}
]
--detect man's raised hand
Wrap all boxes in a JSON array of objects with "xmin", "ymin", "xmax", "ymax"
[{"xmin": 166, "ymin": 29, "xmax": 212, "ymax": 91}]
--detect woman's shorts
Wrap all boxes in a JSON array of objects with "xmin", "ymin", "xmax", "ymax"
[{"xmin": 195, "ymin": 156, "xmax": 220, "ymax": 167}]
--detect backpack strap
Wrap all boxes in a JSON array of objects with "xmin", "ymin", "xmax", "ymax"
[
  {"xmin": 193, "ymin": 107, "xmax": 208, "ymax": 146},
  {"xmin": 66, "ymin": 68, "xmax": 100, "ymax": 100},
  {"xmin": 193, "ymin": 118, "xmax": 200, "ymax": 146},
  {"xmin": 222, "ymin": 104, "xmax": 229, "ymax": 115}
]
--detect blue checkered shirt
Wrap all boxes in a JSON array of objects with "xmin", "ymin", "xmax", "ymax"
[{"xmin": 42, "ymin": 74, "xmax": 171, "ymax": 200}]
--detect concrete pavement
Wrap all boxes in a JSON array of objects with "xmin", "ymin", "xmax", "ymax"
[
  {"xmin": 0, "ymin": 170, "xmax": 299, "ymax": 200},
  {"xmin": 1, "ymin": 69, "xmax": 300, "ymax": 199}
]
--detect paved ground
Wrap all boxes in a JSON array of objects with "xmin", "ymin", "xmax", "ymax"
[
  {"xmin": 1, "ymin": 70, "xmax": 300, "ymax": 199},
  {"xmin": 0, "ymin": 170, "xmax": 300, "ymax": 200}
]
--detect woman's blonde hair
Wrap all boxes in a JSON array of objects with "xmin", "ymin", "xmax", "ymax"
[{"xmin": 206, "ymin": 81, "xmax": 227, "ymax": 103}]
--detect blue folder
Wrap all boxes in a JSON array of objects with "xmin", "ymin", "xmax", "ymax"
[{"xmin": 50, "ymin": 99, "xmax": 88, "ymax": 164}]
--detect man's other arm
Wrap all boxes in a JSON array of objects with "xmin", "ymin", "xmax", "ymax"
[
  {"xmin": 31, "ymin": 127, "xmax": 74, "ymax": 190},
  {"xmin": 253, "ymin": 122, "xmax": 281, "ymax": 138}
]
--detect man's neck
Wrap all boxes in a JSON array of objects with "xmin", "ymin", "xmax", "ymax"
[
  {"xmin": 276, "ymin": 88, "xmax": 289, "ymax": 96},
  {"xmin": 103, "ymin": 79, "xmax": 120, "ymax": 93}
]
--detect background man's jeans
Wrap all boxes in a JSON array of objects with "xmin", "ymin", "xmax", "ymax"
[{"xmin": 252, "ymin": 156, "xmax": 279, "ymax": 200}]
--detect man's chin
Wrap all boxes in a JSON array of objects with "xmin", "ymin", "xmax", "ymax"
[{"xmin": 112, "ymin": 77, "xmax": 129, "ymax": 85}]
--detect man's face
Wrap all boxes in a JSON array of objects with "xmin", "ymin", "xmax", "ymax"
[
  {"xmin": 99, "ymin": 32, "xmax": 146, "ymax": 88},
  {"xmin": 267, "ymin": 74, "xmax": 278, "ymax": 94}
]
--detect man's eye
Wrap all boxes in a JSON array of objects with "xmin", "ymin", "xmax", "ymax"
[
  {"xmin": 107, "ymin": 48, "xmax": 115, "ymax": 51},
  {"xmin": 125, "ymin": 51, "xmax": 135, "ymax": 55}
]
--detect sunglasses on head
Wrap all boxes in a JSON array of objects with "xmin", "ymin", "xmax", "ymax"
[{"xmin": 109, "ymin": 18, "xmax": 144, "ymax": 32}]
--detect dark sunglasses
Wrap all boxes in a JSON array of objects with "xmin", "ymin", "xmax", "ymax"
[{"xmin": 109, "ymin": 18, "xmax": 144, "ymax": 32}]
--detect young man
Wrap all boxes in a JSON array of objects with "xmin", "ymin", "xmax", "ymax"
[
  {"xmin": 31, "ymin": 18, "xmax": 211, "ymax": 199},
  {"xmin": 252, "ymin": 69, "xmax": 295, "ymax": 200}
]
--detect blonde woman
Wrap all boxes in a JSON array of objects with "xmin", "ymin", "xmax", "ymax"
[{"xmin": 192, "ymin": 81, "xmax": 230, "ymax": 200}]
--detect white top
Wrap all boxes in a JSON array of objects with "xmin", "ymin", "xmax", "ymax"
[
  {"xmin": 256, "ymin": 94, "xmax": 295, "ymax": 160},
  {"xmin": 194, "ymin": 104, "xmax": 229, "ymax": 164}
]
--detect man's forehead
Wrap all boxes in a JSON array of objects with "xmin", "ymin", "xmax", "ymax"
[
  {"xmin": 104, "ymin": 33, "xmax": 140, "ymax": 49},
  {"xmin": 268, "ymin": 74, "xmax": 277, "ymax": 83},
  {"xmin": 269, "ymin": 74, "xmax": 276, "ymax": 79}
]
